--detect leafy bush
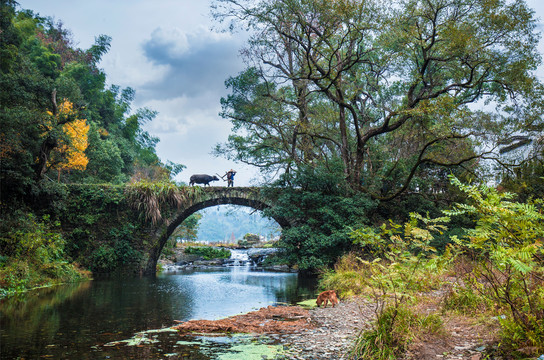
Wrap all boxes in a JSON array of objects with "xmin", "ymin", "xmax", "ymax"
[
  {"xmin": 90, "ymin": 245, "xmax": 117, "ymax": 273},
  {"xmin": 346, "ymin": 213, "xmax": 452, "ymax": 359},
  {"xmin": 184, "ymin": 246, "xmax": 231, "ymax": 260},
  {"xmin": 89, "ymin": 240, "xmax": 142, "ymax": 274},
  {"xmin": 351, "ymin": 213, "xmax": 452, "ymax": 302},
  {"xmin": 110, "ymin": 224, "xmax": 143, "ymax": 266},
  {"xmin": 263, "ymin": 163, "xmax": 376, "ymax": 271},
  {"xmin": 0, "ymin": 211, "xmax": 89, "ymax": 297},
  {"xmin": 446, "ymin": 176, "xmax": 544, "ymax": 354}
]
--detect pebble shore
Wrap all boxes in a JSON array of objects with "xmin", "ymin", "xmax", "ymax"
[
  {"xmin": 272, "ymin": 297, "xmax": 498, "ymax": 360},
  {"xmin": 276, "ymin": 297, "xmax": 374, "ymax": 360}
]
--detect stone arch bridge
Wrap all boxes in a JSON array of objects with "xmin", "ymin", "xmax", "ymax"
[{"xmin": 143, "ymin": 187, "xmax": 289, "ymax": 275}]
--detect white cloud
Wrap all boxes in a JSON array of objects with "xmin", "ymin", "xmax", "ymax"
[
  {"xmin": 140, "ymin": 25, "xmax": 245, "ymax": 100},
  {"xmin": 140, "ymin": 95, "xmax": 227, "ymax": 135}
]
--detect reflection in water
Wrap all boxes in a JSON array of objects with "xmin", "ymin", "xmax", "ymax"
[{"xmin": 0, "ymin": 267, "xmax": 316, "ymax": 359}]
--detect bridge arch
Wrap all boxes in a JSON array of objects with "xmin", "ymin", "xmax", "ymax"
[{"xmin": 144, "ymin": 187, "xmax": 288, "ymax": 275}]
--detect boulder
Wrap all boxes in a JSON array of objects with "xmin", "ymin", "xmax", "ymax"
[{"xmin": 247, "ymin": 248, "xmax": 278, "ymax": 265}]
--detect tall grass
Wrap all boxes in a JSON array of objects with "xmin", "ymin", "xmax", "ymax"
[
  {"xmin": 351, "ymin": 306, "xmax": 444, "ymax": 360},
  {"xmin": 125, "ymin": 180, "xmax": 201, "ymax": 225}
]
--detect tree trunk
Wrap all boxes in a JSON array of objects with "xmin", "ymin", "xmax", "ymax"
[{"xmin": 35, "ymin": 89, "xmax": 59, "ymax": 181}]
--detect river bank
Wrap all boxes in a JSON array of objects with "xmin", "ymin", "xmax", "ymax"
[
  {"xmin": 158, "ymin": 247, "xmax": 502, "ymax": 359},
  {"xmin": 279, "ymin": 297, "xmax": 497, "ymax": 360},
  {"xmin": 166, "ymin": 294, "xmax": 501, "ymax": 360}
]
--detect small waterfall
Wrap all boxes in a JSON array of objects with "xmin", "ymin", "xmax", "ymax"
[{"xmin": 228, "ymin": 249, "xmax": 253, "ymax": 267}]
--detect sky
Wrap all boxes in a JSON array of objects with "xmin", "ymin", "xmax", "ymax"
[{"xmin": 16, "ymin": 0, "xmax": 544, "ymax": 187}]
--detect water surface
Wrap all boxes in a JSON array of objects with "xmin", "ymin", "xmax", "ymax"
[{"xmin": 0, "ymin": 267, "xmax": 316, "ymax": 359}]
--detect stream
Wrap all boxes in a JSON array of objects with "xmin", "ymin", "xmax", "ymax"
[{"xmin": 0, "ymin": 251, "xmax": 317, "ymax": 359}]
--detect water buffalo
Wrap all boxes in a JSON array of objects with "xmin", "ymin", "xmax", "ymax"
[{"xmin": 189, "ymin": 174, "xmax": 219, "ymax": 186}]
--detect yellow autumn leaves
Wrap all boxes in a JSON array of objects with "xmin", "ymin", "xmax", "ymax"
[{"xmin": 47, "ymin": 100, "xmax": 89, "ymax": 173}]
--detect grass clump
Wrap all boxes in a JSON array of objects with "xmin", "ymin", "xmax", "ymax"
[
  {"xmin": 442, "ymin": 284, "xmax": 492, "ymax": 316},
  {"xmin": 319, "ymin": 252, "xmax": 369, "ymax": 297},
  {"xmin": 352, "ymin": 305, "xmax": 444, "ymax": 360}
]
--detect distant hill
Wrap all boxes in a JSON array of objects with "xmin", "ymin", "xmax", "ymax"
[{"xmin": 195, "ymin": 205, "xmax": 280, "ymax": 242}]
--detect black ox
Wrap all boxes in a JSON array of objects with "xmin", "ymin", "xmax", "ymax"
[{"xmin": 189, "ymin": 174, "xmax": 219, "ymax": 186}]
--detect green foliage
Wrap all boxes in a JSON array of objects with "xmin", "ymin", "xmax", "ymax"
[
  {"xmin": 319, "ymin": 252, "xmax": 370, "ymax": 298},
  {"xmin": 243, "ymin": 233, "xmax": 260, "ymax": 244},
  {"xmin": 109, "ymin": 225, "xmax": 142, "ymax": 266},
  {"xmin": 346, "ymin": 213, "xmax": 452, "ymax": 359},
  {"xmin": 350, "ymin": 213, "xmax": 452, "ymax": 307},
  {"xmin": 184, "ymin": 246, "xmax": 231, "ymax": 260},
  {"xmin": 89, "ymin": 237, "xmax": 142, "ymax": 274},
  {"xmin": 263, "ymin": 163, "xmax": 376, "ymax": 271},
  {"xmin": 445, "ymin": 175, "xmax": 544, "ymax": 353},
  {"xmin": 442, "ymin": 284, "xmax": 493, "ymax": 316},
  {"xmin": 500, "ymin": 160, "xmax": 544, "ymax": 202},
  {"xmin": 0, "ymin": 210, "xmax": 89, "ymax": 297},
  {"xmin": 60, "ymin": 184, "xmax": 145, "ymax": 274},
  {"xmin": 1, "ymin": 2, "xmax": 176, "ymax": 201},
  {"xmin": 90, "ymin": 245, "xmax": 117, "ymax": 273},
  {"xmin": 238, "ymin": 233, "xmax": 261, "ymax": 247},
  {"xmin": 169, "ymin": 213, "xmax": 202, "ymax": 247},
  {"xmin": 0, "ymin": 3, "xmax": 185, "ymax": 282}
]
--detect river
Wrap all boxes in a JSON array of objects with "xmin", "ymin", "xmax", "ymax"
[{"xmin": 0, "ymin": 255, "xmax": 317, "ymax": 359}]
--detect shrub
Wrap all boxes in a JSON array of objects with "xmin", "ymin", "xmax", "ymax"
[
  {"xmin": 446, "ymin": 175, "xmax": 544, "ymax": 354},
  {"xmin": 350, "ymin": 213, "xmax": 452, "ymax": 310},
  {"xmin": 0, "ymin": 211, "xmax": 89, "ymax": 297},
  {"xmin": 346, "ymin": 213, "xmax": 452, "ymax": 359},
  {"xmin": 90, "ymin": 245, "xmax": 117, "ymax": 273},
  {"xmin": 262, "ymin": 163, "xmax": 376, "ymax": 271}
]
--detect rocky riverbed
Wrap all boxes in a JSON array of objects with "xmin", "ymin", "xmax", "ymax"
[
  {"xmin": 159, "ymin": 246, "xmax": 293, "ymax": 272},
  {"xmin": 276, "ymin": 298, "xmax": 498, "ymax": 360},
  {"xmin": 277, "ymin": 297, "xmax": 373, "ymax": 359}
]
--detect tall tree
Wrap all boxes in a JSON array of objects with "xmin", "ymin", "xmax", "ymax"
[
  {"xmin": 47, "ymin": 100, "xmax": 90, "ymax": 181},
  {"xmin": 213, "ymin": 0, "xmax": 543, "ymax": 199}
]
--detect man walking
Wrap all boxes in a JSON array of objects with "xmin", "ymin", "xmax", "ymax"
[{"xmin": 225, "ymin": 169, "xmax": 236, "ymax": 187}]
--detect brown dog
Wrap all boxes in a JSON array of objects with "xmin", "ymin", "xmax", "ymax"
[{"xmin": 316, "ymin": 290, "xmax": 339, "ymax": 308}]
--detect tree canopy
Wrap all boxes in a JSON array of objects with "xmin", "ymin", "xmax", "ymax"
[
  {"xmin": 213, "ymin": 0, "xmax": 543, "ymax": 200},
  {"xmin": 0, "ymin": 2, "xmax": 181, "ymax": 205}
]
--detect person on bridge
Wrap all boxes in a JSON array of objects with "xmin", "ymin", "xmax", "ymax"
[{"xmin": 225, "ymin": 169, "xmax": 236, "ymax": 187}]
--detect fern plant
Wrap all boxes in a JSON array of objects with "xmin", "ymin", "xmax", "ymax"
[
  {"xmin": 349, "ymin": 213, "xmax": 451, "ymax": 359},
  {"xmin": 445, "ymin": 175, "xmax": 544, "ymax": 353}
]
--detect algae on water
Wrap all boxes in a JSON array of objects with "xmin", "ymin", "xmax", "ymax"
[
  {"xmin": 296, "ymin": 298, "xmax": 318, "ymax": 309},
  {"xmin": 216, "ymin": 343, "xmax": 282, "ymax": 360}
]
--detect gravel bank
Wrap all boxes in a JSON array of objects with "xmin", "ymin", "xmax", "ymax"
[
  {"xmin": 277, "ymin": 297, "xmax": 375, "ymax": 360},
  {"xmin": 275, "ymin": 296, "xmax": 498, "ymax": 360}
]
